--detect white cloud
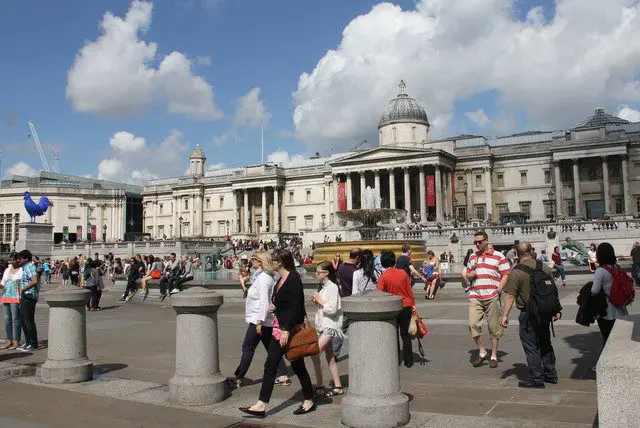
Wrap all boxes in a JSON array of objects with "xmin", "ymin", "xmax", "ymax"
[
  {"xmin": 66, "ymin": 1, "xmax": 221, "ymax": 120},
  {"xmin": 267, "ymin": 149, "xmax": 308, "ymax": 167},
  {"xmin": 212, "ymin": 129, "xmax": 240, "ymax": 147},
  {"xmin": 618, "ymin": 105, "xmax": 640, "ymax": 122},
  {"xmin": 235, "ymin": 87, "xmax": 272, "ymax": 127},
  {"xmin": 207, "ymin": 162, "xmax": 227, "ymax": 171},
  {"xmin": 276, "ymin": 129, "xmax": 295, "ymax": 139},
  {"xmin": 464, "ymin": 109, "xmax": 490, "ymax": 128},
  {"xmin": 4, "ymin": 161, "xmax": 37, "ymax": 177},
  {"xmin": 293, "ymin": 0, "xmax": 640, "ymax": 146},
  {"xmin": 98, "ymin": 129, "xmax": 189, "ymax": 184}
]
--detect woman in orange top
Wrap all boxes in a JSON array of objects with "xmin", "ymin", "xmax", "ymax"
[{"xmin": 377, "ymin": 250, "xmax": 416, "ymax": 367}]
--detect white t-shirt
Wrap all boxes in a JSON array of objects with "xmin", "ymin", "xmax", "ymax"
[{"xmin": 244, "ymin": 271, "xmax": 275, "ymax": 327}]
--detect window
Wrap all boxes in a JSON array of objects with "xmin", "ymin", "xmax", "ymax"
[
  {"xmin": 321, "ymin": 214, "xmax": 326, "ymax": 228},
  {"xmin": 184, "ymin": 198, "xmax": 189, "ymax": 210},
  {"xmin": 89, "ymin": 207, "xmax": 95, "ymax": 218},
  {"xmin": 205, "ymin": 198, "xmax": 210, "ymax": 209},
  {"xmin": 305, "ymin": 215, "xmax": 313, "ymax": 229},
  {"xmin": 567, "ymin": 199, "xmax": 576, "ymax": 217},
  {"xmin": 288, "ymin": 217, "xmax": 296, "ymax": 232},
  {"xmin": 611, "ymin": 164, "xmax": 621, "ymax": 180},
  {"xmin": 68, "ymin": 205, "xmax": 76, "ymax": 217},
  {"xmin": 474, "ymin": 204, "xmax": 485, "ymax": 220},
  {"xmin": 289, "ymin": 190, "xmax": 294, "ymax": 204},
  {"xmin": 475, "ymin": 174, "xmax": 482, "ymax": 189},
  {"xmin": 159, "ymin": 203, "xmax": 164, "ymax": 214},
  {"xmin": 158, "ymin": 225, "xmax": 164, "ymax": 236},
  {"xmin": 544, "ymin": 170, "xmax": 551, "ymax": 184},
  {"xmin": 171, "ymin": 202, "xmax": 174, "ymax": 213},
  {"xmin": 520, "ymin": 171, "xmax": 528, "ymax": 186},
  {"xmin": 219, "ymin": 196, "xmax": 224, "ymax": 208},
  {"xmin": 457, "ymin": 206, "xmax": 467, "ymax": 220},
  {"xmin": 306, "ymin": 189, "xmax": 311, "ymax": 203},
  {"xmin": 496, "ymin": 173, "xmax": 504, "ymax": 188},
  {"xmin": 496, "ymin": 203, "xmax": 509, "ymax": 217},
  {"xmin": 323, "ymin": 187, "xmax": 326, "ymax": 201},
  {"xmin": 411, "ymin": 127, "xmax": 417, "ymax": 141},
  {"xmin": 519, "ymin": 201, "xmax": 531, "ymax": 219},
  {"xmin": 543, "ymin": 200, "xmax": 555, "ymax": 219},
  {"xmin": 147, "ymin": 226, "xmax": 153, "ymax": 234},
  {"xmin": 615, "ymin": 198, "xmax": 623, "ymax": 214},
  {"xmin": 392, "ymin": 127, "xmax": 398, "ymax": 142}
]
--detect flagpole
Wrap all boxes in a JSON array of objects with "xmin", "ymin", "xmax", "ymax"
[{"xmin": 261, "ymin": 123, "xmax": 264, "ymax": 165}]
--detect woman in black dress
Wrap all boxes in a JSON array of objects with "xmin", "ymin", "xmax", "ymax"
[{"xmin": 239, "ymin": 249, "xmax": 315, "ymax": 418}]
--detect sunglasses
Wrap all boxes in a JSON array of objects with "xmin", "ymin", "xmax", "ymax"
[
  {"xmin": 473, "ymin": 240, "xmax": 485, "ymax": 245},
  {"xmin": 315, "ymin": 270, "xmax": 328, "ymax": 274}
]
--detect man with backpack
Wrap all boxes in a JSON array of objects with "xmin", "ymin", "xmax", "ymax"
[{"xmin": 501, "ymin": 242, "xmax": 562, "ymax": 389}]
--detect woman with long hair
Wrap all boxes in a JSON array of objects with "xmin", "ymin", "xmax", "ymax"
[
  {"xmin": 310, "ymin": 260, "xmax": 344, "ymax": 398},
  {"xmin": 0, "ymin": 254, "xmax": 23, "ymax": 350},
  {"xmin": 228, "ymin": 251, "xmax": 290, "ymax": 388},
  {"xmin": 240, "ymin": 249, "xmax": 315, "ymax": 418},
  {"xmin": 351, "ymin": 249, "xmax": 377, "ymax": 295},
  {"xmin": 588, "ymin": 243, "xmax": 598, "ymax": 272},
  {"xmin": 423, "ymin": 250, "xmax": 441, "ymax": 300}
]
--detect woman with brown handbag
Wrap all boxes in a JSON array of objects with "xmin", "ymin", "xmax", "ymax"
[{"xmin": 239, "ymin": 249, "xmax": 315, "ymax": 418}]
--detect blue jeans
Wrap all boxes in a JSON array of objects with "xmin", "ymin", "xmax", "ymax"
[
  {"xmin": 554, "ymin": 264, "xmax": 566, "ymax": 280},
  {"xmin": 3, "ymin": 303, "xmax": 21, "ymax": 342}
]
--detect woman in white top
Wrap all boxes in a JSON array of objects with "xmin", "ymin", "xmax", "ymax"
[
  {"xmin": 587, "ymin": 243, "xmax": 598, "ymax": 272},
  {"xmin": 310, "ymin": 260, "xmax": 345, "ymax": 398},
  {"xmin": 591, "ymin": 242, "xmax": 629, "ymax": 345},
  {"xmin": 351, "ymin": 249, "xmax": 378, "ymax": 295},
  {"xmin": 229, "ymin": 251, "xmax": 290, "ymax": 388}
]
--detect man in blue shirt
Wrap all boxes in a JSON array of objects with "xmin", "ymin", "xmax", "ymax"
[{"xmin": 18, "ymin": 250, "xmax": 39, "ymax": 351}]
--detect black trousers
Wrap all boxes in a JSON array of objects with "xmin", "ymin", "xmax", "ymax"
[
  {"xmin": 597, "ymin": 318, "xmax": 615, "ymax": 345},
  {"xmin": 87, "ymin": 289, "xmax": 102, "ymax": 309},
  {"xmin": 175, "ymin": 275, "xmax": 193, "ymax": 291},
  {"xmin": 159, "ymin": 277, "xmax": 171, "ymax": 295},
  {"xmin": 122, "ymin": 278, "xmax": 137, "ymax": 299},
  {"xmin": 259, "ymin": 336, "xmax": 313, "ymax": 403},
  {"xmin": 397, "ymin": 306, "xmax": 413, "ymax": 367},
  {"xmin": 234, "ymin": 323, "xmax": 287, "ymax": 379},
  {"xmin": 518, "ymin": 311, "xmax": 557, "ymax": 384},
  {"xmin": 20, "ymin": 297, "xmax": 38, "ymax": 347}
]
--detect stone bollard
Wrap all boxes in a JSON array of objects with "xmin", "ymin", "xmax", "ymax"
[
  {"xmin": 341, "ymin": 290, "xmax": 410, "ymax": 428},
  {"xmin": 169, "ymin": 287, "xmax": 226, "ymax": 405},
  {"xmin": 41, "ymin": 288, "xmax": 93, "ymax": 384}
]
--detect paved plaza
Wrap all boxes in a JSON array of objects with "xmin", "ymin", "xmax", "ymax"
[{"xmin": 0, "ymin": 274, "xmax": 628, "ymax": 427}]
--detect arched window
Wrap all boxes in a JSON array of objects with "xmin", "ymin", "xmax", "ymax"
[
  {"xmin": 411, "ymin": 127, "xmax": 417, "ymax": 141},
  {"xmin": 392, "ymin": 127, "xmax": 397, "ymax": 142}
]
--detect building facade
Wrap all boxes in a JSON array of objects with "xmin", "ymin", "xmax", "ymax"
[
  {"xmin": 142, "ymin": 81, "xmax": 640, "ymax": 241},
  {"xmin": 0, "ymin": 172, "xmax": 143, "ymax": 248}
]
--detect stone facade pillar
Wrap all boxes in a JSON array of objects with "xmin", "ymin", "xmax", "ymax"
[
  {"xmin": 261, "ymin": 188, "xmax": 267, "ymax": 233},
  {"xmin": 442, "ymin": 169, "xmax": 449, "ymax": 217},
  {"xmin": 554, "ymin": 161, "xmax": 562, "ymax": 218},
  {"xmin": 403, "ymin": 167, "xmax": 411, "ymax": 224},
  {"xmin": 341, "ymin": 291, "xmax": 409, "ymax": 427},
  {"xmin": 153, "ymin": 201, "xmax": 158, "ymax": 238},
  {"xmin": 273, "ymin": 187, "xmax": 280, "ymax": 233},
  {"xmin": 484, "ymin": 167, "xmax": 492, "ymax": 221},
  {"xmin": 572, "ymin": 159, "xmax": 581, "ymax": 217},
  {"xmin": 435, "ymin": 165, "xmax": 443, "ymax": 222},
  {"xmin": 419, "ymin": 167, "xmax": 426, "ymax": 223},
  {"xmin": 232, "ymin": 190, "xmax": 238, "ymax": 234},
  {"xmin": 172, "ymin": 196, "xmax": 178, "ymax": 238},
  {"xmin": 622, "ymin": 155, "xmax": 631, "ymax": 214},
  {"xmin": 388, "ymin": 168, "xmax": 396, "ymax": 209},
  {"xmin": 324, "ymin": 181, "xmax": 331, "ymax": 227},
  {"xmin": 465, "ymin": 169, "xmax": 473, "ymax": 218},
  {"xmin": 41, "ymin": 289, "xmax": 93, "ymax": 384},
  {"xmin": 169, "ymin": 288, "xmax": 226, "ymax": 405},
  {"xmin": 190, "ymin": 194, "xmax": 195, "ymax": 236},
  {"xmin": 374, "ymin": 170, "xmax": 381, "ymax": 208},
  {"xmin": 334, "ymin": 175, "xmax": 340, "ymax": 213},
  {"xmin": 602, "ymin": 156, "xmax": 610, "ymax": 215},
  {"xmin": 346, "ymin": 174, "xmax": 353, "ymax": 210},
  {"xmin": 243, "ymin": 190, "xmax": 249, "ymax": 233}
]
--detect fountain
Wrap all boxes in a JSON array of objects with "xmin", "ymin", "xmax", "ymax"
[{"xmin": 313, "ymin": 186, "xmax": 426, "ymax": 265}]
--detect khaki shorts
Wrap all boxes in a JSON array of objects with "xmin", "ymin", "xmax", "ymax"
[{"xmin": 468, "ymin": 296, "xmax": 503, "ymax": 339}]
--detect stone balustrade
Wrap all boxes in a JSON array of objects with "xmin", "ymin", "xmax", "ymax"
[{"xmin": 51, "ymin": 238, "xmax": 229, "ymax": 259}]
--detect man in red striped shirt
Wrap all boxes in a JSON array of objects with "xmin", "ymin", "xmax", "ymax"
[{"xmin": 462, "ymin": 230, "xmax": 510, "ymax": 368}]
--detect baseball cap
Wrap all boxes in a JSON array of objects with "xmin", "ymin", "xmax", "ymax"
[{"xmin": 240, "ymin": 254, "xmax": 248, "ymax": 260}]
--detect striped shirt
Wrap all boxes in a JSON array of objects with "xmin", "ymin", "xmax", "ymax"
[{"xmin": 465, "ymin": 248, "xmax": 510, "ymax": 300}]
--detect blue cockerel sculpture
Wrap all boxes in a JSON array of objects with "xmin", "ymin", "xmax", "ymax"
[{"xmin": 24, "ymin": 191, "xmax": 50, "ymax": 223}]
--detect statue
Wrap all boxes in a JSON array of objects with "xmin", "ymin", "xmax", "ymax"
[
  {"xmin": 562, "ymin": 237, "xmax": 588, "ymax": 266},
  {"xmin": 23, "ymin": 191, "xmax": 50, "ymax": 223},
  {"xmin": 362, "ymin": 186, "xmax": 381, "ymax": 210}
]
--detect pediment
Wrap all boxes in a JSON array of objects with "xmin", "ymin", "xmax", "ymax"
[{"xmin": 330, "ymin": 147, "xmax": 436, "ymax": 166}]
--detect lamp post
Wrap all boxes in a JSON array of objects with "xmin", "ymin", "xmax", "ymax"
[
  {"xmin": 178, "ymin": 216, "xmax": 184, "ymax": 240},
  {"xmin": 225, "ymin": 219, "xmax": 230, "ymax": 236},
  {"xmin": 463, "ymin": 182, "xmax": 469, "ymax": 220},
  {"xmin": 547, "ymin": 189, "xmax": 555, "ymax": 220},
  {"xmin": 87, "ymin": 222, "xmax": 92, "ymax": 257},
  {"xmin": 102, "ymin": 224, "xmax": 107, "ymax": 242}
]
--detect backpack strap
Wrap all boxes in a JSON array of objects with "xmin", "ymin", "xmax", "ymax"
[{"xmin": 513, "ymin": 263, "xmax": 534, "ymax": 276}]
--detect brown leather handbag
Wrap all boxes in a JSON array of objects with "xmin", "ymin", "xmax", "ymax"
[{"xmin": 285, "ymin": 319, "xmax": 320, "ymax": 361}]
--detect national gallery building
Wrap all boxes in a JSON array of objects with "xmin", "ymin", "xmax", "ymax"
[{"xmin": 142, "ymin": 81, "xmax": 640, "ymax": 242}]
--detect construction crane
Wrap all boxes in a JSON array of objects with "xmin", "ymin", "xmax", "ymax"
[{"xmin": 27, "ymin": 121, "xmax": 60, "ymax": 173}]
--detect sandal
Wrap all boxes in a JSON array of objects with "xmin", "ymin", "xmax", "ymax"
[
  {"xmin": 275, "ymin": 378, "xmax": 292, "ymax": 386},
  {"xmin": 324, "ymin": 387, "xmax": 344, "ymax": 398},
  {"xmin": 0, "ymin": 342, "xmax": 12, "ymax": 350}
]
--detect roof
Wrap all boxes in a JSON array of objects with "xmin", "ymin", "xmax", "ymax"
[
  {"xmin": 574, "ymin": 107, "xmax": 630, "ymax": 130},
  {"xmin": 1, "ymin": 171, "xmax": 142, "ymax": 194},
  {"xmin": 378, "ymin": 80, "xmax": 430, "ymax": 128},
  {"xmin": 190, "ymin": 144, "xmax": 206, "ymax": 159}
]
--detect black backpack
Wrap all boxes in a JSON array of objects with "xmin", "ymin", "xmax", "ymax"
[{"xmin": 514, "ymin": 261, "xmax": 562, "ymax": 326}]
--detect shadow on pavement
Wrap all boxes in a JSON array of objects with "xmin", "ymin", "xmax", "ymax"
[
  {"xmin": 500, "ymin": 363, "xmax": 528, "ymax": 381},
  {"xmin": 563, "ymin": 331, "xmax": 601, "ymax": 380},
  {"xmin": 0, "ymin": 352, "xmax": 35, "ymax": 362},
  {"xmin": 93, "ymin": 363, "xmax": 128, "ymax": 377},
  {"xmin": 466, "ymin": 349, "xmax": 509, "ymax": 364}
]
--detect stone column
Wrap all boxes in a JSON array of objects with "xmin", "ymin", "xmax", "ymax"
[
  {"xmin": 554, "ymin": 161, "xmax": 562, "ymax": 218},
  {"xmin": 243, "ymin": 190, "xmax": 249, "ymax": 233},
  {"xmin": 403, "ymin": 167, "xmax": 411, "ymax": 224},
  {"xmin": 622, "ymin": 155, "xmax": 631, "ymax": 214},
  {"xmin": 483, "ymin": 167, "xmax": 492, "ymax": 221},
  {"xmin": 360, "ymin": 171, "xmax": 366, "ymax": 208},
  {"xmin": 169, "ymin": 288, "xmax": 226, "ymax": 405},
  {"xmin": 190, "ymin": 194, "xmax": 196, "ymax": 236},
  {"xmin": 465, "ymin": 169, "xmax": 473, "ymax": 218},
  {"xmin": 435, "ymin": 165, "xmax": 443, "ymax": 222},
  {"xmin": 261, "ymin": 188, "xmax": 267, "ymax": 233},
  {"xmin": 346, "ymin": 174, "xmax": 353, "ymax": 210},
  {"xmin": 273, "ymin": 187, "xmax": 280, "ymax": 233},
  {"xmin": 602, "ymin": 156, "xmax": 610, "ymax": 215},
  {"xmin": 324, "ymin": 181, "xmax": 331, "ymax": 227},
  {"xmin": 573, "ymin": 159, "xmax": 581, "ymax": 217},
  {"xmin": 173, "ymin": 196, "xmax": 178, "ymax": 238},
  {"xmin": 419, "ymin": 167, "xmax": 427, "ymax": 223},
  {"xmin": 334, "ymin": 175, "xmax": 340, "ymax": 212},
  {"xmin": 153, "ymin": 201, "xmax": 158, "ymax": 238},
  {"xmin": 341, "ymin": 291, "xmax": 409, "ymax": 428},
  {"xmin": 374, "ymin": 170, "xmax": 381, "ymax": 208},
  {"xmin": 442, "ymin": 169, "xmax": 449, "ymax": 217},
  {"xmin": 41, "ymin": 289, "xmax": 93, "ymax": 384},
  {"xmin": 232, "ymin": 190, "xmax": 238, "ymax": 233},
  {"xmin": 388, "ymin": 168, "xmax": 396, "ymax": 209}
]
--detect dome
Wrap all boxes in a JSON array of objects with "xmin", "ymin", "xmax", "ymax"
[
  {"xmin": 573, "ymin": 106, "xmax": 631, "ymax": 130},
  {"xmin": 190, "ymin": 144, "xmax": 206, "ymax": 159},
  {"xmin": 378, "ymin": 80, "xmax": 430, "ymax": 128}
]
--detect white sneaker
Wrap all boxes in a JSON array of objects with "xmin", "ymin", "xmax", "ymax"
[{"xmin": 170, "ymin": 288, "xmax": 180, "ymax": 295}]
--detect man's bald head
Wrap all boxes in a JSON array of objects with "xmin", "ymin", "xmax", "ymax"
[{"xmin": 516, "ymin": 241, "xmax": 533, "ymax": 258}]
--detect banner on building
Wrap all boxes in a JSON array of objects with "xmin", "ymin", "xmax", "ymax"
[
  {"xmin": 338, "ymin": 181, "xmax": 347, "ymax": 211},
  {"xmin": 91, "ymin": 225, "xmax": 97, "ymax": 241},
  {"xmin": 426, "ymin": 175, "xmax": 436, "ymax": 207},
  {"xmin": 76, "ymin": 225, "xmax": 83, "ymax": 241}
]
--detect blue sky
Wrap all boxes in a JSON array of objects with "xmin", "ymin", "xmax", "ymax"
[{"xmin": 0, "ymin": 0, "xmax": 638, "ymax": 182}]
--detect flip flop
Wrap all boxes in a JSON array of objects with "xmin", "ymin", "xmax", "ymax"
[{"xmin": 324, "ymin": 387, "xmax": 344, "ymax": 398}]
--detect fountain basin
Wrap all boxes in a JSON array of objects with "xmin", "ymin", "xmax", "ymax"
[{"xmin": 313, "ymin": 239, "xmax": 427, "ymax": 268}]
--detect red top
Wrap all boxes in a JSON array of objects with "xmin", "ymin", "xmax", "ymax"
[
  {"xmin": 377, "ymin": 267, "xmax": 415, "ymax": 308},
  {"xmin": 551, "ymin": 252, "xmax": 562, "ymax": 265}
]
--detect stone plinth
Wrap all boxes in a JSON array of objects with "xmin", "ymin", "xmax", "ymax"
[
  {"xmin": 597, "ymin": 314, "xmax": 640, "ymax": 427},
  {"xmin": 169, "ymin": 287, "xmax": 226, "ymax": 406},
  {"xmin": 41, "ymin": 288, "xmax": 93, "ymax": 384},
  {"xmin": 341, "ymin": 290, "xmax": 410, "ymax": 428},
  {"xmin": 16, "ymin": 222, "xmax": 54, "ymax": 259}
]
